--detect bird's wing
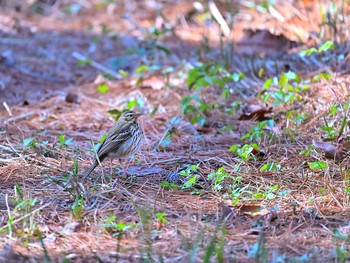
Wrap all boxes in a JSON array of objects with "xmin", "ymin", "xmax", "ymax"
[{"xmin": 95, "ymin": 126, "xmax": 133, "ymax": 159}]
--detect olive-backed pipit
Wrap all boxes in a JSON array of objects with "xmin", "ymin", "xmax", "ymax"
[{"xmin": 83, "ymin": 110, "xmax": 143, "ymax": 179}]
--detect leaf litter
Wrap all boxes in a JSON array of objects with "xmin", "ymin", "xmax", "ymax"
[{"xmin": 0, "ymin": 0, "xmax": 350, "ymax": 262}]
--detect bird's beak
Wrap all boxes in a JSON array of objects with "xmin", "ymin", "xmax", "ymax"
[{"xmin": 135, "ymin": 113, "xmax": 144, "ymax": 119}]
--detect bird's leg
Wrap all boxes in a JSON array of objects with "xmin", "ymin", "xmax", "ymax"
[
  {"xmin": 109, "ymin": 159, "xmax": 113, "ymax": 177},
  {"xmin": 119, "ymin": 159, "xmax": 130, "ymax": 176},
  {"xmin": 124, "ymin": 158, "xmax": 132, "ymax": 175}
]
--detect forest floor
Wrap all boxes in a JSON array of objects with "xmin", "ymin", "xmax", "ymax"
[{"xmin": 0, "ymin": 0, "xmax": 350, "ymax": 262}]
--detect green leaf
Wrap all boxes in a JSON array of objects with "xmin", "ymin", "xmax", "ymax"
[
  {"xmin": 180, "ymin": 96, "xmax": 191, "ymax": 113},
  {"xmin": 284, "ymin": 71, "xmax": 297, "ymax": 80},
  {"xmin": 135, "ymin": 64, "xmax": 148, "ymax": 74},
  {"xmin": 309, "ymin": 161, "xmax": 327, "ymax": 170},
  {"xmin": 126, "ymin": 99, "xmax": 137, "ymax": 109},
  {"xmin": 299, "ymin": 47, "xmax": 317, "ymax": 57},
  {"xmin": 65, "ymin": 138, "xmax": 74, "ymax": 146},
  {"xmin": 229, "ymin": 144, "xmax": 240, "ymax": 153},
  {"xmin": 71, "ymin": 196, "xmax": 84, "ymax": 220},
  {"xmin": 99, "ymin": 133, "xmax": 107, "ymax": 144},
  {"xmin": 182, "ymin": 175, "xmax": 197, "ymax": 189},
  {"xmin": 72, "ymin": 157, "xmax": 79, "ymax": 176},
  {"xmin": 23, "ymin": 138, "xmax": 36, "ymax": 148},
  {"xmin": 258, "ymin": 68, "xmax": 265, "ymax": 78},
  {"xmin": 118, "ymin": 69, "xmax": 128, "ymax": 78},
  {"xmin": 97, "ymin": 84, "xmax": 109, "ymax": 93},
  {"xmin": 76, "ymin": 58, "xmax": 92, "ymax": 67},
  {"xmin": 260, "ymin": 163, "xmax": 281, "ymax": 172},
  {"xmin": 58, "ymin": 134, "xmax": 65, "ymax": 144},
  {"xmin": 232, "ymin": 72, "xmax": 244, "ymax": 82},
  {"xmin": 263, "ymin": 78, "xmax": 272, "ymax": 89},
  {"xmin": 279, "ymin": 74, "xmax": 288, "ymax": 87},
  {"xmin": 156, "ymin": 44, "xmax": 170, "ymax": 54},
  {"xmin": 318, "ymin": 40, "xmax": 334, "ymax": 52}
]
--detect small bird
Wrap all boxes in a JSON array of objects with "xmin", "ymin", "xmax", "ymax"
[{"xmin": 83, "ymin": 110, "xmax": 143, "ymax": 179}]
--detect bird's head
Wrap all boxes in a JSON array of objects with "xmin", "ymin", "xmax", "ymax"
[{"xmin": 120, "ymin": 110, "xmax": 143, "ymax": 123}]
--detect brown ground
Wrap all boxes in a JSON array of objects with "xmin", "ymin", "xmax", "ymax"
[{"xmin": 0, "ymin": 0, "xmax": 350, "ymax": 262}]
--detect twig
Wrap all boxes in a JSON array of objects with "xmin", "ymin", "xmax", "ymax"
[
  {"xmin": 0, "ymin": 145, "xmax": 13, "ymax": 152},
  {"xmin": 5, "ymin": 138, "xmax": 22, "ymax": 158},
  {"xmin": 208, "ymin": 1, "xmax": 230, "ymax": 37},
  {"xmin": 1, "ymin": 111, "xmax": 36, "ymax": 126},
  {"xmin": 72, "ymin": 52, "xmax": 122, "ymax": 80},
  {"xmin": 2, "ymin": 102, "xmax": 12, "ymax": 116},
  {"xmin": 154, "ymin": 113, "xmax": 181, "ymax": 151}
]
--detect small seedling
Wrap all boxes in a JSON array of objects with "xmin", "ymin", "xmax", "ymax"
[
  {"xmin": 58, "ymin": 134, "xmax": 74, "ymax": 147},
  {"xmin": 181, "ymin": 164, "xmax": 200, "ymax": 190}
]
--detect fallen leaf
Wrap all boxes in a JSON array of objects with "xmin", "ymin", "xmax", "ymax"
[
  {"xmin": 312, "ymin": 140, "xmax": 345, "ymax": 160},
  {"xmin": 236, "ymin": 29, "xmax": 301, "ymax": 56},
  {"xmin": 237, "ymin": 204, "xmax": 262, "ymax": 214},
  {"xmin": 221, "ymin": 204, "xmax": 235, "ymax": 221},
  {"xmin": 176, "ymin": 120, "xmax": 198, "ymax": 135},
  {"xmin": 239, "ymin": 104, "xmax": 273, "ymax": 121}
]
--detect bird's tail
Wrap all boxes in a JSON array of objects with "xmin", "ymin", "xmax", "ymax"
[{"xmin": 83, "ymin": 160, "xmax": 99, "ymax": 179}]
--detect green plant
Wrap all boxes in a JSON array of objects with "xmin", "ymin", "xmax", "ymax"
[
  {"xmin": 248, "ymin": 232, "xmax": 268, "ymax": 263},
  {"xmin": 61, "ymin": 3, "xmax": 82, "ymax": 15},
  {"xmin": 300, "ymin": 40, "xmax": 334, "ymax": 57},
  {"xmin": 252, "ymin": 185, "xmax": 278, "ymax": 200},
  {"xmin": 229, "ymin": 176, "xmax": 245, "ymax": 205},
  {"xmin": 97, "ymin": 83, "xmax": 109, "ymax": 93},
  {"xmin": 229, "ymin": 143, "xmax": 260, "ymax": 161},
  {"xmin": 23, "ymin": 137, "xmax": 38, "ymax": 149},
  {"xmin": 208, "ymin": 167, "xmax": 232, "ymax": 191},
  {"xmin": 320, "ymin": 102, "xmax": 348, "ymax": 141},
  {"xmin": 286, "ymin": 110, "xmax": 309, "ymax": 127},
  {"xmin": 334, "ymin": 246, "xmax": 350, "ymax": 263},
  {"xmin": 102, "ymin": 215, "xmax": 136, "ymax": 262},
  {"xmin": 134, "ymin": 64, "xmax": 161, "ymax": 87},
  {"xmin": 299, "ymin": 145, "xmax": 316, "ymax": 157},
  {"xmin": 181, "ymin": 63, "xmax": 244, "ymax": 126},
  {"xmin": 260, "ymin": 163, "xmax": 282, "ymax": 172},
  {"xmin": 12, "ymin": 184, "xmax": 39, "ymax": 237},
  {"xmin": 203, "ymin": 227, "xmax": 226, "ymax": 263},
  {"xmin": 181, "ymin": 164, "xmax": 200, "ymax": 190},
  {"xmin": 58, "ymin": 134, "xmax": 74, "ymax": 147},
  {"xmin": 155, "ymin": 212, "xmax": 167, "ymax": 225},
  {"xmin": 37, "ymin": 228, "xmax": 51, "ymax": 262},
  {"xmin": 309, "ymin": 161, "xmax": 327, "ymax": 170},
  {"xmin": 156, "ymin": 115, "xmax": 182, "ymax": 150},
  {"xmin": 71, "ymin": 196, "xmax": 84, "ymax": 221},
  {"xmin": 260, "ymin": 71, "xmax": 308, "ymax": 107},
  {"xmin": 241, "ymin": 120, "xmax": 275, "ymax": 142},
  {"xmin": 332, "ymin": 228, "xmax": 350, "ymax": 242},
  {"xmin": 102, "ymin": 215, "xmax": 136, "ymax": 236},
  {"xmin": 132, "ymin": 202, "xmax": 154, "ymax": 262}
]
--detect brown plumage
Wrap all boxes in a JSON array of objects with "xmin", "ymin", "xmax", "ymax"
[{"xmin": 83, "ymin": 110, "xmax": 143, "ymax": 179}]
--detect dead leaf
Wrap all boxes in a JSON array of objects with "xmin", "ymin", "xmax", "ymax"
[
  {"xmin": 237, "ymin": 204, "xmax": 262, "ymax": 214},
  {"xmin": 176, "ymin": 120, "xmax": 198, "ymax": 135},
  {"xmin": 221, "ymin": 204, "xmax": 235, "ymax": 221},
  {"xmin": 236, "ymin": 29, "xmax": 301, "ymax": 56},
  {"xmin": 239, "ymin": 104, "xmax": 273, "ymax": 121},
  {"xmin": 312, "ymin": 140, "xmax": 345, "ymax": 160}
]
